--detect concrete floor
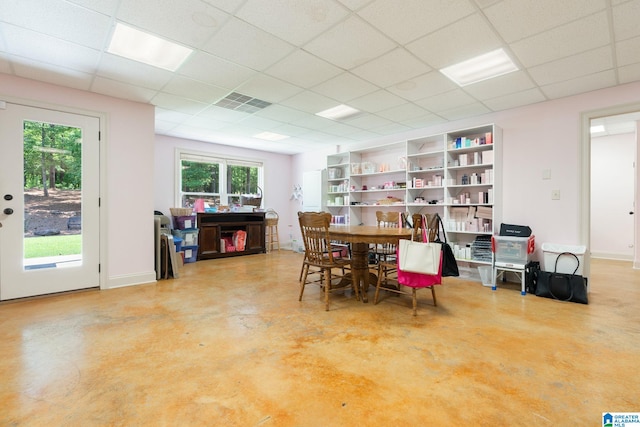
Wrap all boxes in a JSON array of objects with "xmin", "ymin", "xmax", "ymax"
[{"xmin": 0, "ymin": 253, "xmax": 638, "ymax": 426}]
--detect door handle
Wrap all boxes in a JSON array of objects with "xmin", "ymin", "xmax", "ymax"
[
  {"xmin": 4, "ymin": 194, "xmax": 13, "ymax": 201},
  {"xmin": 631, "ymin": 211, "xmax": 635, "ymax": 215},
  {"xmin": 3, "ymin": 208, "xmax": 13, "ymax": 215}
]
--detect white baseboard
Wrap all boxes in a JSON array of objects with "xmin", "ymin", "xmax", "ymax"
[
  {"xmin": 105, "ymin": 271, "xmax": 157, "ymax": 289},
  {"xmin": 590, "ymin": 252, "xmax": 633, "ymax": 261}
]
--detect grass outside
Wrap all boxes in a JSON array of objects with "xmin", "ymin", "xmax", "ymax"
[{"xmin": 24, "ymin": 235, "xmax": 81, "ymax": 259}]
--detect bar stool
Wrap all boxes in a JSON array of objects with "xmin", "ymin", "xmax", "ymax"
[{"xmin": 265, "ymin": 209, "xmax": 280, "ymax": 252}]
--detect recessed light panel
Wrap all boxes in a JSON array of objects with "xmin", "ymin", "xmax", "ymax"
[
  {"xmin": 254, "ymin": 131, "xmax": 290, "ymax": 141},
  {"xmin": 108, "ymin": 23, "xmax": 193, "ymax": 71},
  {"xmin": 440, "ymin": 48, "xmax": 518, "ymax": 87},
  {"xmin": 316, "ymin": 104, "xmax": 361, "ymax": 120}
]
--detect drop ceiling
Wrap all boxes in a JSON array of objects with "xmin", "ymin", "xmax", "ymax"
[{"xmin": 1, "ymin": 0, "xmax": 639, "ymax": 155}]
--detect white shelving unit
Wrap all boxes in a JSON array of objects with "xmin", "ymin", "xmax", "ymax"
[{"xmin": 325, "ymin": 124, "xmax": 502, "ymax": 268}]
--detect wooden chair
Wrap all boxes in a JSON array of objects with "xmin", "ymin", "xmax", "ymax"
[
  {"xmin": 370, "ymin": 211, "xmax": 400, "ymax": 264},
  {"xmin": 374, "ymin": 213, "xmax": 439, "ymax": 315},
  {"xmin": 298, "ymin": 211, "xmax": 358, "ymax": 311}
]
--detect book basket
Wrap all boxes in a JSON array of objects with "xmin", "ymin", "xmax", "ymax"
[{"xmin": 240, "ymin": 186, "xmax": 262, "ymax": 207}]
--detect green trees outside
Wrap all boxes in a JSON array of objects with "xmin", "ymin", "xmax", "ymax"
[
  {"xmin": 181, "ymin": 161, "xmax": 258, "ymax": 195},
  {"xmin": 23, "ymin": 121, "xmax": 82, "ymax": 195}
]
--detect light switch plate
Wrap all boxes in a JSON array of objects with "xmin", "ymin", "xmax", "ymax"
[
  {"xmin": 551, "ymin": 189, "xmax": 560, "ymax": 200},
  {"xmin": 543, "ymin": 169, "xmax": 551, "ymax": 180}
]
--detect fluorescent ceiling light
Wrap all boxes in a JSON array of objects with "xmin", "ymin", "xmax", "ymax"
[
  {"xmin": 316, "ymin": 104, "xmax": 360, "ymax": 120},
  {"xmin": 440, "ymin": 48, "xmax": 518, "ymax": 86},
  {"xmin": 108, "ymin": 23, "xmax": 192, "ymax": 71},
  {"xmin": 590, "ymin": 125, "xmax": 605, "ymax": 133},
  {"xmin": 254, "ymin": 131, "xmax": 290, "ymax": 141}
]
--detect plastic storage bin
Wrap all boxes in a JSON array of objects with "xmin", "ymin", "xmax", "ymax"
[
  {"xmin": 542, "ymin": 243, "xmax": 586, "ymax": 275},
  {"xmin": 183, "ymin": 245, "xmax": 198, "ymax": 263},
  {"xmin": 492, "ymin": 235, "xmax": 535, "ymax": 267},
  {"xmin": 477, "ymin": 266, "xmax": 492, "ymax": 287},
  {"xmin": 172, "ymin": 228, "xmax": 199, "ymax": 245},
  {"xmin": 173, "ymin": 215, "xmax": 196, "ymax": 230},
  {"xmin": 173, "ymin": 236, "xmax": 183, "ymax": 253}
]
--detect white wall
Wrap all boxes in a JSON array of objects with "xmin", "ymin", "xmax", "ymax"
[
  {"xmin": 0, "ymin": 74, "xmax": 156, "ymax": 288},
  {"xmin": 291, "ymin": 81, "xmax": 640, "ymax": 262},
  {"xmin": 591, "ymin": 133, "xmax": 635, "ymax": 260},
  {"xmin": 153, "ymin": 134, "xmax": 293, "ymax": 238}
]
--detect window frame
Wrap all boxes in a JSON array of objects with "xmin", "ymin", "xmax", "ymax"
[{"xmin": 175, "ymin": 148, "xmax": 264, "ymax": 208}]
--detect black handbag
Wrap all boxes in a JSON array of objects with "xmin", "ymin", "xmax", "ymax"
[
  {"xmin": 434, "ymin": 213, "xmax": 459, "ymax": 277},
  {"xmin": 535, "ymin": 252, "xmax": 588, "ymax": 304}
]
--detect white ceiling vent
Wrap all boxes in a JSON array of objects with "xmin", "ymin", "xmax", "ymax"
[{"xmin": 214, "ymin": 92, "xmax": 272, "ymax": 113}]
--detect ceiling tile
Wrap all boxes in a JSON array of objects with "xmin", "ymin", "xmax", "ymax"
[
  {"xmin": 272, "ymin": 123, "xmax": 316, "ymax": 137},
  {"xmin": 374, "ymin": 122, "xmax": 413, "ymax": 135},
  {"xmin": 66, "ymin": 0, "xmax": 120, "ymax": 15},
  {"xmin": 235, "ymin": 74, "xmax": 303, "ymax": 103},
  {"xmin": 291, "ymin": 113, "xmax": 337, "ymax": 131},
  {"xmin": 303, "ymin": 15, "xmax": 396, "ymax": 69},
  {"xmin": 358, "ymin": 0, "xmax": 475, "ymax": 44},
  {"xmin": 200, "ymin": 0, "xmax": 246, "ymax": 14},
  {"xmin": 483, "ymin": 0, "xmax": 607, "ymax": 43},
  {"xmin": 473, "ymin": 0, "xmax": 501, "ymax": 8},
  {"xmin": 279, "ymin": 90, "xmax": 338, "ymax": 114},
  {"xmin": 335, "ymin": 0, "xmax": 374, "ymax": 10},
  {"xmin": 3, "ymin": 25, "xmax": 100, "ymax": 73},
  {"xmin": 91, "ymin": 76, "xmax": 157, "ymax": 102},
  {"xmin": 376, "ymin": 102, "xmax": 431, "ymax": 122},
  {"xmin": 407, "ymin": 13, "xmax": 503, "ymax": 69},
  {"xmin": 483, "ymin": 88, "xmax": 546, "ymax": 111},
  {"xmin": 540, "ymin": 70, "xmax": 617, "ymax": 99},
  {"xmin": 162, "ymin": 76, "xmax": 229, "ymax": 104},
  {"xmin": 323, "ymin": 122, "xmax": 363, "ymax": 137},
  {"xmin": 178, "ymin": 51, "xmax": 256, "ymax": 89},
  {"xmin": 201, "ymin": 18, "xmax": 295, "ymax": 71},
  {"xmin": 399, "ymin": 114, "xmax": 447, "ymax": 129},
  {"xmin": 150, "ymin": 93, "xmax": 208, "ymax": 114},
  {"xmin": 0, "ymin": 55, "xmax": 12, "ymax": 74},
  {"xmin": 415, "ymin": 89, "xmax": 476, "ymax": 112},
  {"xmin": 511, "ymin": 12, "xmax": 610, "ymax": 67},
  {"xmin": 254, "ymin": 104, "xmax": 310, "ymax": 124},
  {"xmin": 197, "ymin": 105, "xmax": 251, "ymax": 123},
  {"xmin": 462, "ymin": 71, "xmax": 536, "ymax": 100},
  {"xmin": 117, "ymin": 0, "xmax": 229, "ymax": 48},
  {"xmin": 387, "ymin": 71, "xmax": 458, "ymax": 101},
  {"xmin": 612, "ymin": 0, "xmax": 640, "ymax": 41},
  {"xmin": 1, "ymin": 0, "xmax": 112, "ymax": 49},
  {"xmin": 349, "ymin": 90, "xmax": 407, "ymax": 113},
  {"xmin": 438, "ymin": 102, "xmax": 491, "ymax": 121},
  {"xmin": 311, "ymin": 72, "xmax": 379, "ymax": 104},
  {"xmin": 528, "ymin": 46, "xmax": 614, "ymax": 86},
  {"xmin": 351, "ymin": 48, "xmax": 431, "ymax": 88},
  {"xmin": 265, "ymin": 49, "xmax": 342, "ymax": 88},
  {"xmin": 236, "ymin": 0, "xmax": 350, "ymax": 45},
  {"xmin": 239, "ymin": 115, "xmax": 287, "ymax": 131},
  {"xmin": 616, "ymin": 63, "xmax": 640, "ymax": 84},
  {"xmin": 97, "ymin": 53, "xmax": 175, "ymax": 90},
  {"xmin": 342, "ymin": 113, "xmax": 395, "ymax": 130},
  {"xmin": 155, "ymin": 108, "xmax": 195, "ymax": 125},
  {"xmin": 616, "ymin": 36, "xmax": 640, "ymax": 66},
  {"xmin": 11, "ymin": 58, "xmax": 93, "ymax": 91}
]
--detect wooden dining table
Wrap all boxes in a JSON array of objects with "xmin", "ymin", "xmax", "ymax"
[{"xmin": 328, "ymin": 225, "xmax": 413, "ymax": 302}]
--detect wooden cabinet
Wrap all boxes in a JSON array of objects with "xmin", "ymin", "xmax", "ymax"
[{"xmin": 197, "ymin": 212, "xmax": 266, "ymax": 260}]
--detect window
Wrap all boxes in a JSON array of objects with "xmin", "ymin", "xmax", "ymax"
[{"xmin": 178, "ymin": 150, "xmax": 263, "ymax": 209}]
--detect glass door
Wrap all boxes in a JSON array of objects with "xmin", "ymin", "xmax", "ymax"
[{"xmin": 0, "ymin": 102, "xmax": 100, "ymax": 300}]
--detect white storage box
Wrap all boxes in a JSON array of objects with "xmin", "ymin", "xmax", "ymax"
[
  {"xmin": 542, "ymin": 243, "xmax": 586, "ymax": 275},
  {"xmin": 492, "ymin": 235, "xmax": 535, "ymax": 268}
]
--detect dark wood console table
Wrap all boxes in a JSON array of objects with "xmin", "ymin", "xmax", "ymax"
[{"xmin": 197, "ymin": 212, "xmax": 266, "ymax": 260}]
